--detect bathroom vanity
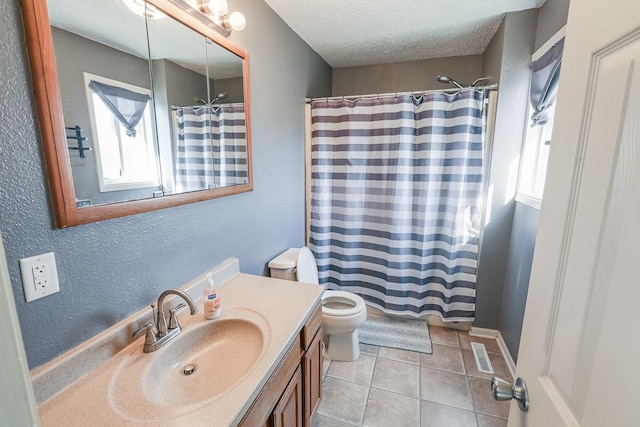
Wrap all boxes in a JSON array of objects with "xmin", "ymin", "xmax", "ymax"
[
  {"xmin": 240, "ymin": 304, "xmax": 323, "ymax": 427},
  {"xmin": 31, "ymin": 259, "xmax": 323, "ymax": 426}
]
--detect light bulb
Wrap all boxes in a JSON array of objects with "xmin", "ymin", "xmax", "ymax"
[
  {"xmin": 209, "ymin": 0, "xmax": 228, "ymax": 15},
  {"xmin": 228, "ymin": 11, "xmax": 246, "ymax": 31}
]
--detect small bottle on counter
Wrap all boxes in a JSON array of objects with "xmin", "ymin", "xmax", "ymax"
[{"xmin": 203, "ymin": 273, "xmax": 221, "ymax": 319}]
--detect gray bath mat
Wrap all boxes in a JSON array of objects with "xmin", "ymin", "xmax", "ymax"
[{"xmin": 358, "ymin": 314, "xmax": 432, "ymax": 354}]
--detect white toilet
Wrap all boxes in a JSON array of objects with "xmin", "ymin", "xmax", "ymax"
[{"xmin": 268, "ymin": 247, "xmax": 367, "ymax": 361}]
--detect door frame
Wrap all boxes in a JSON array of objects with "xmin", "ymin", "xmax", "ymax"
[{"xmin": 0, "ymin": 227, "xmax": 40, "ymax": 425}]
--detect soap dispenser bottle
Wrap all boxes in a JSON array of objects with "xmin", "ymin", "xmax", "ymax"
[{"xmin": 203, "ymin": 273, "xmax": 221, "ymax": 320}]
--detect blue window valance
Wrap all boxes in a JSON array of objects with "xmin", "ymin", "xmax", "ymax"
[
  {"xmin": 88, "ymin": 80, "xmax": 151, "ymax": 137},
  {"xmin": 530, "ymin": 38, "xmax": 564, "ymax": 127}
]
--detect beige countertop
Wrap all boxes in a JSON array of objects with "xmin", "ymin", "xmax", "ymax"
[{"xmin": 34, "ymin": 262, "xmax": 322, "ymax": 427}]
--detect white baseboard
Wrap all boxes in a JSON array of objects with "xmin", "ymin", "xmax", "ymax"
[
  {"xmin": 469, "ymin": 327, "xmax": 516, "ymax": 379},
  {"xmin": 496, "ymin": 332, "xmax": 516, "ymax": 378},
  {"xmin": 469, "ymin": 326, "xmax": 498, "ymax": 339}
]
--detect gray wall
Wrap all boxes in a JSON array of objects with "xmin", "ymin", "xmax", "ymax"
[
  {"xmin": 474, "ymin": 10, "xmax": 537, "ymax": 329},
  {"xmin": 497, "ymin": 0, "xmax": 569, "ymax": 361},
  {"xmin": 481, "ymin": 18, "xmax": 505, "ymax": 88},
  {"xmin": 214, "ymin": 76, "xmax": 244, "ymax": 104},
  {"xmin": 534, "ymin": 0, "xmax": 570, "ymax": 51},
  {"xmin": 162, "ymin": 60, "xmax": 210, "ymax": 108},
  {"xmin": 0, "ymin": 0, "xmax": 331, "ymax": 368},
  {"xmin": 499, "ymin": 202, "xmax": 540, "ymax": 360},
  {"xmin": 332, "ymin": 55, "xmax": 483, "ymax": 96}
]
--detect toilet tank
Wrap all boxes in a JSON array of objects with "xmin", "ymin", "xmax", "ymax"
[{"xmin": 268, "ymin": 248, "xmax": 300, "ymax": 281}]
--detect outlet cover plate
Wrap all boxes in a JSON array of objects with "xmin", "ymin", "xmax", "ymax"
[{"xmin": 19, "ymin": 252, "xmax": 60, "ymax": 302}]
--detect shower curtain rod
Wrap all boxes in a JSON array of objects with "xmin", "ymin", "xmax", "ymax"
[
  {"xmin": 305, "ymin": 83, "xmax": 498, "ymax": 103},
  {"xmin": 171, "ymin": 104, "xmax": 222, "ymax": 110}
]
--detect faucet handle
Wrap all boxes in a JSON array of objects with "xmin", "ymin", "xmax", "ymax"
[
  {"xmin": 132, "ymin": 322, "xmax": 158, "ymax": 351},
  {"xmin": 168, "ymin": 303, "xmax": 186, "ymax": 330},
  {"xmin": 172, "ymin": 303, "xmax": 187, "ymax": 312},
  {"xmin": 132, "ymin": 322, "xmax": 154, "ymax": 338}
]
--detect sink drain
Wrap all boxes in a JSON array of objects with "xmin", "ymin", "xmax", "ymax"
[{"xmin": 182, "ymin": 364, "xmax": 196, "ymax": 376}]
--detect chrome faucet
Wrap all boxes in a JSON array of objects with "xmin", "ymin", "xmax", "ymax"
[{"xmin": 132, "ymin": 289, "xmax": 199, "ymax": 353}]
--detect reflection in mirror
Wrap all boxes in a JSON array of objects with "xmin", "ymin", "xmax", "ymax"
[
  {"xmin": 26, "ymin": 0, "xmax": 252, "ymax": 226},
  {"xmin": 48, "ymin": 0, "xmax": 162, "ymax": 207},
  {"xmin": 84, "ymin": 74, "xmax": 160, "ymax": 194},
  {"xmin": 204, "ymin": 38, "xmax": 248, "ymax": 190},
  {"xmin": 147, "ymin": 12, "xmax": 248, "ymax": 195}
]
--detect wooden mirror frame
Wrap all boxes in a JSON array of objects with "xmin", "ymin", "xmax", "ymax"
[{"xmin": 21, "ymin": 0, "xmax": 253, "ymax": 228}]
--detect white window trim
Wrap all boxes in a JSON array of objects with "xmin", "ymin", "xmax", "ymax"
[
  {"xmin": 515, "ymin": 192, "xmax": 542, "ymax": 210},
  {"xmin": 515, "ymin": 25, "xmax": 566, "ymax": 210},
  {"xmin": 83, "ymin": 72, "xmax": 159, "ymax": 192},
  {"xmin": 532, "ymin": 25, "xmax": 567, "ymax": 62}
]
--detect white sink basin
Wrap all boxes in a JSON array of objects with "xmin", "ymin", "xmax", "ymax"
[{"xmin": 108, "ymin": 307, "xmax": 270, "ymax": 421}]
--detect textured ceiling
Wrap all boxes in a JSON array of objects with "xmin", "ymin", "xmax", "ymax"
[{"xmin": 263, "ymin": 0, "xmax": 547, "ymax": 67}]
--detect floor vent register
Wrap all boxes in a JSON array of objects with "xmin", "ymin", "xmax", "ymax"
[{"xmin": 471, "ymin": 342, "xmax": 494, "ymax": 374}]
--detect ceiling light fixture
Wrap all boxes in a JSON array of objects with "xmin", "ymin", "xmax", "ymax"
[
  {"xmin": 197, "ymin": 0, "xmax": 246, "ymax": 34},
  {"xmin": 122, "ymin": 0, "xmax": 166, "ymax": 20}
]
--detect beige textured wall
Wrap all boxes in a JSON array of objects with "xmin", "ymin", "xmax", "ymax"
[{"xmin": 331, "ymin": 55, "xmax": 484, "ymax": 96}]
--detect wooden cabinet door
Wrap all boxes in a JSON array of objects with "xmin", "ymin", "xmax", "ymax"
[
  {"xmin": 272, "ymin": 365, "xmax": 303, "ymax": 427},
  {"xmin": 303, "ymin": 327, "xmax": 323, "ymax": 427}
]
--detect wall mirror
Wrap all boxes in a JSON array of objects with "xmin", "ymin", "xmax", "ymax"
[{"xmin": 21, "ymin": 0, "xmax": 252, "ymax": 228}]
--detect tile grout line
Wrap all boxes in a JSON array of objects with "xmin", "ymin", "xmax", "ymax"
[
  {"xmin": 419, "ymin": 363, "xmax": 467, "ymax": 377},
  {"xmin": 359, "ymin": 352, "xmax": 379, "ymax": 426},
  {"xmin": 320, "ymin": 336, "xmax": 508, "ymax": 426},
  {"xmin": 417, "ymin": 349, "xmax": 422, "ymax": 426},
  {"xmin": 459, "ymin": 330, "xmax": 481, "ymax": 427},
  {"xmin": 317, "ymin": 412, "xmax": 361, "ymax": 426}
]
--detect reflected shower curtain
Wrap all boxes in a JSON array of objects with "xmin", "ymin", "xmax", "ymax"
[
  {"xmin": 309, "ymin": 89, "xmax": 486, "ymax": 321},
  {"xmin": 175, "ymin": 103, "xmax": 248, "ymax": 192}
]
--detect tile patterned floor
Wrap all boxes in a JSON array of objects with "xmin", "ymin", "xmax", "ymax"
[{"xmin": 313, "ymin": 326, "xmax": 513, "ymax": 427}]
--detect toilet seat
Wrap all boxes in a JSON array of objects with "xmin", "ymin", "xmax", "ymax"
[
  {"xmin": 270, "ymin": 246, "xmax": 367, "ymax": 361},
  {"xmin": 322, "ymin": 290, "xmax": 366, "ymax": 317},
  {"xmin": 296, "ymin": 248, "xmax": 366, "ymax": 317}
]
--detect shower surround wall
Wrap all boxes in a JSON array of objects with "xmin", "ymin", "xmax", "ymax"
[{"xmin": 0, "ymin": 0, "xmax": 331, "ymax": 368}]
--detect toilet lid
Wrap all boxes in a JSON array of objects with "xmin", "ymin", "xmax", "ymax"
[{"xmin": 296, "ymin": 247, "xmax": 319, "ymax": 285}]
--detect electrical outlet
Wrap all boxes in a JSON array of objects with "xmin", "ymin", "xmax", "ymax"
[{"xmin": 19, "ymin": 252, "xmax": 60, "ymax": 302}]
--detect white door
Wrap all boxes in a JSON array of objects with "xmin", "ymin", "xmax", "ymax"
[{"xmin": 511, "ymin": 0, "xmax": 640, "ymax": 425}]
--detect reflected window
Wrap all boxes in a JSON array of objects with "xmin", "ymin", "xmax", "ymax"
[{"xmin": 84, "ymin": 73, "xmax": 159, "ymax": 192}]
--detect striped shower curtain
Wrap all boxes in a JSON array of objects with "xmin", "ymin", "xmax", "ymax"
[
  {"xmin": 309, "ymin": 89, "xmax": 486, "ymax": 321},
  {"xmin": 175, "ymin": 103, "xmax": 248, "ymax": 192}
]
